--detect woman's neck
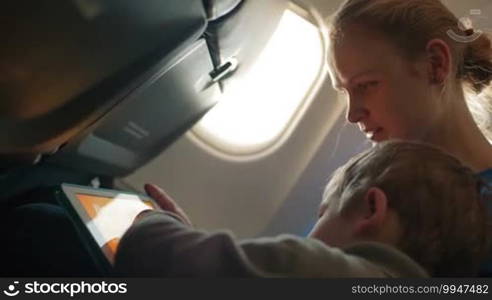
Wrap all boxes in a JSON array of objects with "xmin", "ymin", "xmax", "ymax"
[{"xmin": 425, "ymin": 89, "xmax": 492, "ymax": 172}]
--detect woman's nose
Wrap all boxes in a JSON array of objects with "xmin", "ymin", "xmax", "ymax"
[{"xmin": 345, "ymin": 96, "xmax": 368, "ymax": 124}]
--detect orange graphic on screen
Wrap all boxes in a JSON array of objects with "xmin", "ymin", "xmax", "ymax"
[
  {"xmin": 74, "ymin": 193, "xmax": 156, "ymax": 264},
  {"xmin": 102, "ymin": 238, "xmax": 120, "ymax": 264},
  {"xmin": 77, "ymin": 194, "xmax": 114, "ymax": 218}
]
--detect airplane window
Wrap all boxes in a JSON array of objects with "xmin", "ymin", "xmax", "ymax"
[{"xmin": 191, "ymin": 7, "xmax": 324, "ymax": 156}]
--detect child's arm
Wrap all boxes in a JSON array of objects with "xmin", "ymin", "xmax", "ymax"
[
  {"xmin": 114, "ymin": 183, "xmax": 426, "ymax": 277},
  {"xmin": 113, "ymin": 210, "xmax": 389, "ymax": 277}
]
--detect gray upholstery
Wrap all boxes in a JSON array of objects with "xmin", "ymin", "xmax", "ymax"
[
  {"xmin": 0, "ymin": 0, "xmax": 219, "ymax": 177},
  {"xmin": 1, "ymin": 0, "xmax": 208, "ymax": 151},
  {"xmin": 203, "ymin": 0, "xmax": 243, "ymax": 21},
  {"xmin": 51, "ymin": 39, "xmax": 220, "ymax": 176},
  {"xmin": 1, "ymin": 0, "xmax": 292, "ymax": 178}
]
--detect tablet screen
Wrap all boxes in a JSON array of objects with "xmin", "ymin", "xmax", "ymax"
[{"xmin": 74, "ymin": 192, "xmax": 157, "ymax": 263}]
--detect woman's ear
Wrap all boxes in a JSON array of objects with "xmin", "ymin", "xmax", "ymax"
[
  {"xmin": 354, "ymin": 187, "xmax": 389, "ymax": 236},
  {"xmin": 425, "ymin": 39, "xmax": 452, "ymax": 85}
]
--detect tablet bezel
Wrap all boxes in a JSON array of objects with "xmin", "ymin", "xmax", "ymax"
[{"xmin": 56, "ymin": 183, "xmax": 157, "ymax": 274}]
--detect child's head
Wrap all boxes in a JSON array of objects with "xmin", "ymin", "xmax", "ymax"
[
  {"xmin": 309, "ymin": 141, "xmax": 490, "ymax": 276},
  {"xmin": 325, "ymin": 0, "xmax": 492, "ymax": 142}
]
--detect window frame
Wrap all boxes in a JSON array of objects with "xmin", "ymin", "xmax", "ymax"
[{"xmin": 188, "ymin": 2, "xmax": 329, "ymax": 160}]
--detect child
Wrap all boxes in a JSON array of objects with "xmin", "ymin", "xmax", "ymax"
[{"xmin": 114, "ymin": 141, "xmax": 490, "ymax": 277}]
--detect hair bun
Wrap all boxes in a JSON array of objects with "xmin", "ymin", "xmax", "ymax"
[{"xmin": 462, "ymin": 33, "xmax": 492, "ymax": 93}]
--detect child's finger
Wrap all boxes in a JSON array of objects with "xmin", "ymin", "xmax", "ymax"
[
  {"xmin": 144, "ymin": 183, "xmax": 193, "ymax": 226},
  {"xmin": 144, "ymin": 183, "xmax": 176, "ymax": 212}
]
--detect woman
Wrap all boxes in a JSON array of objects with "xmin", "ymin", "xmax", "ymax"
[
  {"xmin": 325, "ymin": 0, "xmax": 492, "ymax": 275},
  {"xmin": 326, "ymin": 0, "xmax": 492, "ymax": 174}
]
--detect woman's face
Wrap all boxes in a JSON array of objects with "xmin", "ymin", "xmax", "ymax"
[{"xmin": 328, "ymin": 25, "xmax": 440, "ymax": 142}]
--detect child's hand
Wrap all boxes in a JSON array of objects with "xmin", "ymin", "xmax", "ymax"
[{"xmin": 144, "ymin": 183, "xmax": 193, "ymax": 226}]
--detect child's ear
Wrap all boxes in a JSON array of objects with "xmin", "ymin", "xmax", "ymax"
[{"xmin": 354, "ymin": 187, "xmax": 389, "ymax": 236}]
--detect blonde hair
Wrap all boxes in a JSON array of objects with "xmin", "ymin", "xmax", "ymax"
[
  {"xmin": 327, "ymin": 0, "xmax": 492, "ymax": 140},
  {"xmin": 324, "ymin": 141, "xmax": 490, "ymax": 276}
]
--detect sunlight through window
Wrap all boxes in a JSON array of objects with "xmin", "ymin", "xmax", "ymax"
[{"xmin": 192, "ymin": 8, "xmax": 323, "ymax": 155}]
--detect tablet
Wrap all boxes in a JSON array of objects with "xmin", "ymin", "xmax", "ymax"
[{"xmin": 56, "ymin": 183, "xmax": 158, "ymax": 273}]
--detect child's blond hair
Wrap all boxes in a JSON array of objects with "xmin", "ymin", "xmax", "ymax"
[{"xmin": 324, "ymin": 141, "xmax": 490, "ymax": 276}]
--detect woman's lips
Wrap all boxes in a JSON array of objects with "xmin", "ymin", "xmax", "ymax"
[{"xmin": 364, "ymin": 128, "xmax": 383, "ymax": 141}]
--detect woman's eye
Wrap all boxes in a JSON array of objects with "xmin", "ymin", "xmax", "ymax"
[
  {"xmin": 356, "ymin": 81, "xmax": 378, "ymax": 93},
  {"xmin": 355, "ymin": 84, "xmax": 366, "ymax": 92}
]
